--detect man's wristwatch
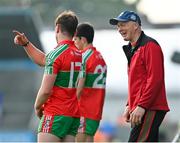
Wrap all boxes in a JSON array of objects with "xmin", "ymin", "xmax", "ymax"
[{"xmin": 22, "ymin": 41, "xmax": 30, "ymax": 47}]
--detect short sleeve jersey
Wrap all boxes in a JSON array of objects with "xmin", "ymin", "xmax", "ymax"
[
  {"xmin": 79, "ymin": 46, "xmax": 107, "ymax": 120},
  {"xmin": 43, "ymin": 40, "xmax": 82, "ymax": 117}
]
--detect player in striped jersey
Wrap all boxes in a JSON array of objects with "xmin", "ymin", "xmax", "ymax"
[
  {"xmin": 13, "ymin": 10, "xmax": 81, "ymax": 142},
  {"xmin": 74, "ymin": 23, "xmax": 107, "ymax": 142}
]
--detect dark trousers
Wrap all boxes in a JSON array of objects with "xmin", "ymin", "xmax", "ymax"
[{"xmin": 128, "ymin": 110, "xmax": 166, "ymax": 142}]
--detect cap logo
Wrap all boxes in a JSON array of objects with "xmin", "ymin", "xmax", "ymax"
[{"xmin": 130, "ymin": 15, "xmax": 136, "ymax": 21}]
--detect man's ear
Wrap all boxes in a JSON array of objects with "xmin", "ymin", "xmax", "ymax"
[
  {"xmin": 134, "ymin": 22, "xmax": 139, "ymax": 30},
  {"xmin": 55, "ymin": 24, "xmax": 61, "ymax": 33},
  {"xmin": 81, "ymin": 37, "xmax": 87, "ymax": 44}
]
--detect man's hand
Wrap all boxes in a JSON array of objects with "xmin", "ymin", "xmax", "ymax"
[
  {"xmin": 130, "ymin": 106, "xmax": 145, "ymax": 127},
  {"xmin": 35, "ymin": 107, "xmax": 43, "ymax": 119},
  {"xmin": 13, "ymin": 30, "xmax": 29, "ymax": 46},
  {"xmin": 123, "ymin": 106, "xmax": 130, "ymax": 122}
]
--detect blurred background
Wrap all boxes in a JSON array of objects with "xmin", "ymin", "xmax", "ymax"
[{"xmin": 0, "ymin": 0, "xmax": 180, "ymax": 142}]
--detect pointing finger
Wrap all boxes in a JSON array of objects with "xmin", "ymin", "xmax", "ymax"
[{"xmin": 13, "ymin": 30, "xmax": 22, "ymax": 36}]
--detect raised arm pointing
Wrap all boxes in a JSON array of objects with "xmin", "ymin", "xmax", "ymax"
[{"xmin": 13, "ymin": 30, "xmax": 46, "ymax": 66}]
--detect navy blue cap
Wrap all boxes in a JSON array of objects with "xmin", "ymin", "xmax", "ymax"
[{"xmin": 109, "ymin": 11, "xmax": 141, "ymax": 26}]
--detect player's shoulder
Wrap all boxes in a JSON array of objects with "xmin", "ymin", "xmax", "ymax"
[
  {"xmin": 93, "ymin": 48, "xmax": 105, "ymax": 60},
  {"xmin": 46, "ymin": 44, "xmax": 70, "ymax": 61},
  {"xmin": 95, "ymin": 51, "xmax": 105, "ymax": 61}
]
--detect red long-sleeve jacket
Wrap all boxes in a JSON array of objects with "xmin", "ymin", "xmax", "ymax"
[{"xmin": 123, "ymin": 31, "xmax": 169, "ymax": 112}]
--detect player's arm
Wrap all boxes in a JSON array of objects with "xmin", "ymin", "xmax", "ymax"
[
  {"xmin": 13, "ymin": 30, "xmax": 46, "ymax": 66},
  {"xmin": 76, "ymin": 60, "xmax": 86, "ymax": 100},
  {"xmin": 34, "ymin": 74, "xmax": 57, "ymax": 118},
  {"xmin": 76, "ymin": 77, "xmax": 86, "ymax": 100}
]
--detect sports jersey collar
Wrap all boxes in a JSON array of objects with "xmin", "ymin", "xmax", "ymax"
[
  {"xmin": 122, "ymin": 31, "xmax": 146, "ymax": 66},
  {"xmin": 131, "ymin": 41, "xmax": 137, "ymax": 47},
  {"xmin": 56, "ymin": 40, "xmax": 74, "ymax": 48},
  {"xmin": 82, "ymin": 45, "xmax": 96, "ymax": 52}
]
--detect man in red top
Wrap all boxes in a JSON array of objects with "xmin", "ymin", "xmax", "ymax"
[
  {"xmin": 109, "ymin": 11, "xmax": 169, "ymax": 142},
  {"xmin": 74, "ymin": 23, "xmax": 107, "ymax": 142},
  {"xmin": 13, "ymin": 10, "xmax": 81, "ymax": 142}
]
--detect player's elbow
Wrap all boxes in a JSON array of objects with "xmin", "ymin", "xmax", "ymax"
[
  {"xmin": 34, "ymin": 58, "xmax": 45, "ymax": 67},
  {"xmin": 40, "ymin": 88, "xmax": 52, "ymax": 98},
  {"xmin": 37, "ymin": 62, "xmax": 45, "ymax": 67},
  {"xmin": 76, "ymin": 91, "xmax": 81, "ymax": 99},
  {"xmin": 76, "ymin": 89, "xmax": 83, "ymax": 100}
]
